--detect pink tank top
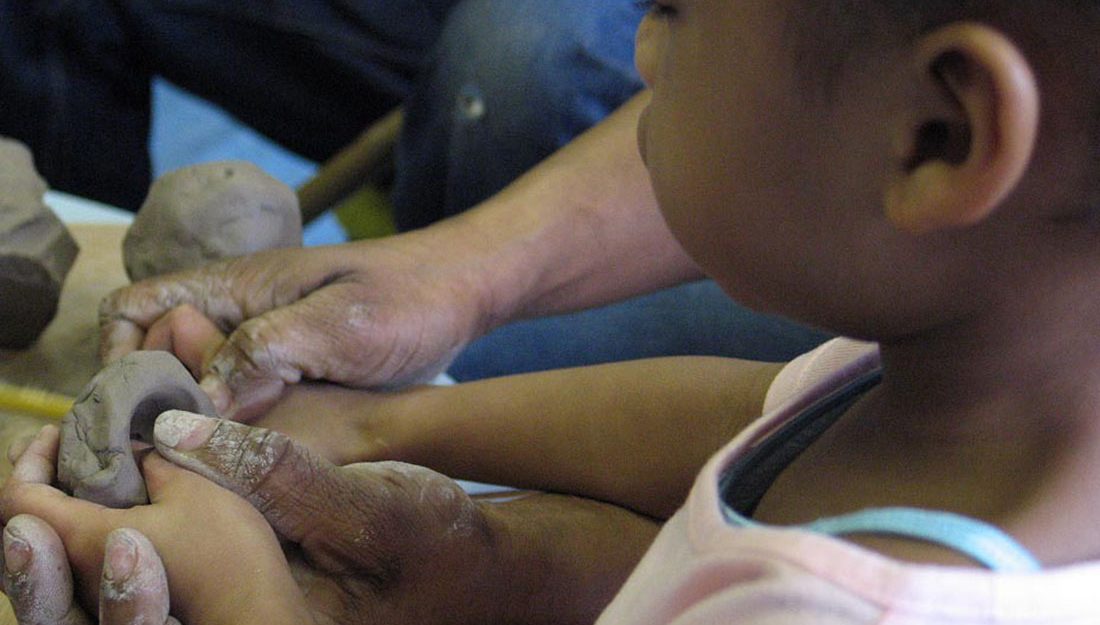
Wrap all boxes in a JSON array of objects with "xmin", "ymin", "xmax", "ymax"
[{"xmin": 596, "ymin": 339, "xmax": 1100, "ymax": 625}]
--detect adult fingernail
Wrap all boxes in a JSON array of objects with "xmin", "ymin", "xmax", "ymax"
[
  {"xmin": 155, "ymin": 411, "xmax": 218, "ymax": 451},
  {"xmin": 103, "ymin": 530, "xmax": 137, "ymax": 582},
  {"xmin": 200, "ymin": 375, "xmax": 230, "ymax": 414},
  {"xmin": 3, "ymin": 527, "xmax": 30, "ymax": 574}
]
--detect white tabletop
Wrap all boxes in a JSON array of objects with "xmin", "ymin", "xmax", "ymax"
[{"xmin": 45, "ymin": 190, "xmax": 133, "ymax": 225}]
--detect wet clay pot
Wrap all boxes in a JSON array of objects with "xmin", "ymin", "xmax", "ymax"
[{"xmin": 57, "ymin": 351, "xmax": 217, "ymax": 508}]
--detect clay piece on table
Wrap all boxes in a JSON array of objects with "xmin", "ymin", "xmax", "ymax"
[
  {"xmin": 57, "ymin": 350, "xmax": 217, "ymax": 508},
  {"xmin": 0, "ymin": 137, "xmax": 80, "ymax": 349},
  {"xmin": 122, "ymin": 160, "xmax": 302, "ymax": 282}
]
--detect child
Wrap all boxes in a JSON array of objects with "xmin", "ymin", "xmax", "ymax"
[
  {"xmin": 599, "ymin": 0, "xmax": 1100, "ymax": 621},
  {"xmin": 5, "ymin": 0, "xmax": 1100, "ymax": 622}
]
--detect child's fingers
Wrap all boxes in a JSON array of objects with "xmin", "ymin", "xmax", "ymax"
[
  {"xmin": 0, "ymin": 468, "xmax": 113, "ymax": 563},
  {"xmin": 99, "ymin": 528, "xmax": 173, "ymax": 625},
  {"xmin": 140, "ymin": 304, "xmax": 227, "ymax": 381},
  {"xmin": 10, "ymin": 425, "xmax": 61, "ymax": 485},
  {"xmin": 137, "ymin": 449, "xmax": 241, "ymax": 506},
  {"xmin": 2, "ymin": 514, "xmax": 90, "ymax": 625},
  {"xmin": 6, "ymin": 432, "xmax": 35, "ymax": 465}
]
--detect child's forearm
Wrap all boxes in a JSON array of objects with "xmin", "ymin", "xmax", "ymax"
[{"xmin": 368, "ymin": 357, "xmax": 783, "ymax": 519}]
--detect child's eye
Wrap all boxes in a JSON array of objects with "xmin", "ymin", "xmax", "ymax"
[{"xmin": 635, "ymin": 0, "xmax": 678, "ymax": 19}]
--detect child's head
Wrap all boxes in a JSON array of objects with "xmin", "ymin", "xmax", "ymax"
[{"xmin": 635, "ymin": 1, "xmax": 1100, "ymax": 342}]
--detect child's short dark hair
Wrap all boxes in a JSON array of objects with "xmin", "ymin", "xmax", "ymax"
[
  {"xmin": 793, "ymin": 2, "xmax": 1100, "ymax": 217},
  {"xmin": 793, "ymin": 1, "xmax": 1098, "ymax": 93}
]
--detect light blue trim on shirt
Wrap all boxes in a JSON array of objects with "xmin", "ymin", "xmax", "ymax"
[{"xmin": 723, "ymin": 505, "xmax": 1041, "ymax": 572}]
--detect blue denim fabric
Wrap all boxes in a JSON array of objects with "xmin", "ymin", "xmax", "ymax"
[
  {"xmin": 392, "ymin": 0, "xmax": 648, "ymax": 227},
  {"xmin": 1, "ymin": 0, "xmax": 829, "ymax": 375},
  {"xmin": 0, "ymin": 0, "xmax": 153, "ymax": 209},
  {"xmin": 401, "ymin": 1, "xmax": 831, "ymax": 378},
  {"xmin": 120, "ymin": 0, "xmax": 455, "ymax": 165},
  {"xmin": 1, "ymin": 0, "xmax": 642, "ymax": 216},
  {"xmin": 1, "ymin": 0, "xmax": 457, "ymax": 209},
  {"xmin": 449, "ymin": 281, "xmax": 833, "ymax": 381}
]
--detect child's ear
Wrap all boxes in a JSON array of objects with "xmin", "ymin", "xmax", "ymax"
[{"xmin": 886, "ymin": 23, "xmax": 1039, "ymax": 234}]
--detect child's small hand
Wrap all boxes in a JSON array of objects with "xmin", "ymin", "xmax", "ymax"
[
  {"xmin": 251, "ymin": 381, "xmax": 410, "ymax": 465},
  {"xmin": 138, "ymin": 303, "xmax": 226, "ymax": 384},
  {"xmin": 3, "ymin": 413, "xmax": 658, "ymax": 625},
  {"xmin": 1, "ymin": 413, "xmax": 510, "ymax": 625},
  {"xmin": 0, "ymin": 425, "xmax": 310, "ymax": 625},
  {"xmin": 133, "ymin": 302, "xmax": 287, "ymax": 421}
]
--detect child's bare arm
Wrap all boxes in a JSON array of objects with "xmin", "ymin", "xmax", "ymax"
[{"xmin": 260, "ymin": 356, "xmax": 783, "ymax": 519}]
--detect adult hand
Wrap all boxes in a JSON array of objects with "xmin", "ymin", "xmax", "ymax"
[
  {"xmin": 107, "ymin": 305, "xmax": 424, "ymax": 466},
  {"xmin": 98, "ymin": 232, "xmax": 490, "ymax": 419},
  {"xmin": 1, "ymin": 417, "xmax": 487, "ymax": 624},
  {"xmin": 3, "ymin": 413, "xmax": 657, "ymax": 625}
]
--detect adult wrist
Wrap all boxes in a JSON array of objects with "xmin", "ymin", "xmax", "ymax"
[
  {"xmin": 471, "ymin": 494, "xmax": 660, "ymax": 625},
  {"xmin": 404, "ymin": 200, "xmax": 547, "ymax": 336}
]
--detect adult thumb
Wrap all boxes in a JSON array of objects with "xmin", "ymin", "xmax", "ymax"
[
  {"xmin": 197, "ymin": 294, "xmax": 366, "ymax": 421},
  {"xmin": 151, "ymin": 410, "xmax": 337, "ymax": 543}
]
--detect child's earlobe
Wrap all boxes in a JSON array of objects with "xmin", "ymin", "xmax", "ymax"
[{"xmin": 885, "ymin": 23, "xmax": 1039, "ymax": 235}]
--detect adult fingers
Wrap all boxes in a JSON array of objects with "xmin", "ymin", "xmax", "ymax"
[
  {"xmin": 1, "ymin": 520, "xmax": 181, "ymax": 625},
  {"xmin": 103, "ymin": 268, "xmax": 395, "ymax": 420},
  {"xmin": 151, "ymin": 410, "xmax": 333, "ymax": 543},
  {"xmin": 99, "ymin": 246, "xmax": 356, "ymax": 369},
  {"xmin": 3, "ymin": 514, "xmax": 90, "ymax": 625},
  {"xmin": 152, "ymin": 410, "xmax": 478, "ymax": 582},
  {"xmin": 196, "ymin": 283, "xmax": 405, "ymax": 420},
  {"xmin": 104, "ymin": 242, "xmax": 468, "ymax": 420},
  {"xmin": 98, "ymin": 528, "xmax": 174, "ymax": 625},
  {"xmin": 98, "ymin": 270, "xmax": 244, "ymax": 365}
]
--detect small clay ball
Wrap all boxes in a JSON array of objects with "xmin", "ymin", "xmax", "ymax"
[
  {"xmin": 57, "ymin": 351, "xmax": 218, "ymax": 508},
  {"xmin": 122, "ymin": 161, "xmax": 302, "ymax": 282},
  {"xmin": 0, "ymin": 137, "xmax": 79, "ymax": 349}
]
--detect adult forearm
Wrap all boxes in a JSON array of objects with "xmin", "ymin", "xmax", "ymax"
[
  {"xmin": 425, "ymin": 90, "xmax": 702, "ymax": 333},
  {"xmin": 473, "ymin": 493, "xmax": 660, "ymax": 625}
]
